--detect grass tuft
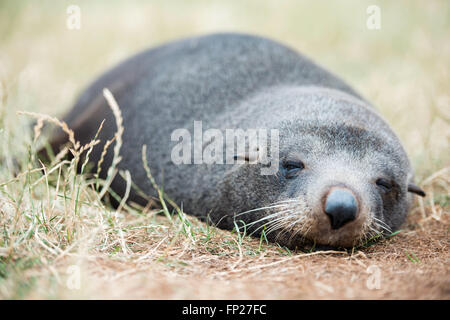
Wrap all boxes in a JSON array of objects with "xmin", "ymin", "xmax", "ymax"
[{"xmin": 0, "ymin": 0, "xmax": 448, "ymax": 299}]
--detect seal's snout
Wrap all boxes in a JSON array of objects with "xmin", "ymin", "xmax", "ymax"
[{"xmin": 324, "ymin": 188, "xmax": 358, "ymax": 230}]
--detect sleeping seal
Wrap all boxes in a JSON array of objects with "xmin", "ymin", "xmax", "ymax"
[{"xmin": 44, "ymin": 33, "xmax": 425, "ymax": 248}]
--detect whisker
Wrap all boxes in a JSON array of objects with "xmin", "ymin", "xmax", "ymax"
[
  {"xmin": 248, "ymin": 215, "xmax": 290, "ymax": 237},
  {"xmin": 265, "ymin": 216, "xmax": 294, "ymax": 236},
  {"xmin": 233, "ymin": 199, "xmax": 307, "ymax": 241},
  {"xmin": 233, "ymin": 198, "xmax": 302, "ymax": 218},
  {"xmin": 242, "ymin": 213, "xmax": 281, "ymax": 229},
  {"xmin": 233, "ymin": 203, "xmax": 288, "ymax": 218},
  {"xmin": 280, "ymin": 217, "xmax": 308, "ymax": 243},
  {"xmin": 372, "ymin": 217, "xmax": 392, "ymax": 234},
  {"xmin": 241, "ymin": 208, "xmax": 294, "ymax": 228},
  {"xmin": 248, "ymin": 211, "xmax": 297, "ymax": 237}
]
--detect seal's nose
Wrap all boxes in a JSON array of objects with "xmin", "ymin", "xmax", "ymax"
[{"xmin": 324, "ymin": 189, "xmax": 358, "ymax": 230}]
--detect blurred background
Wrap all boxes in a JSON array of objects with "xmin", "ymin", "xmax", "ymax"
[{"xmin": 0, "ymin": 0, "xmax": 449, "ymax": 179}]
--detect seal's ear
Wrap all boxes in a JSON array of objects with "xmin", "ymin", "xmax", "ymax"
[
  {"xmin": 408, "ymin": 183, "xmax": 426, "ymax": 197},
  {"xmin": 233, "ymin": 153, "xmax": 250, "ymax": 162},
  {"xmin": 233, "ymin": 147, "xmax": 260, "ymax": 164},
  {"xmin": 233, "ymin": 151, "xmax": 257, "ymax": 163}
]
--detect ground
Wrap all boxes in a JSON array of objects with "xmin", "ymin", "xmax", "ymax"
[
  {"xmin": 0, "ymin": 0, "xmax": 449, "ymax": 299},
  {"xmin": 1, "ymin": 196, "xmax": 448, "ymax": 299}
]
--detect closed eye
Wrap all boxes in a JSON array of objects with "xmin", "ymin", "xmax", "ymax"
[
  {"xmin": 282, "ymin": 160, "xmax": 305, "ymax": 178},
  {"xmin": 376, "ymin": 178, "xmax": 393, "ymax": 193}
]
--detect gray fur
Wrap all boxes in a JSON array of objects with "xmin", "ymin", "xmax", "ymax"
[{"xmin": 48, "ymin": 33, "xmax": 422, "ymax": 248}]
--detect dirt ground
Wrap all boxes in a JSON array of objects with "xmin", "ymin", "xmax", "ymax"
[
  {"xmin": 0, "ymin": 1, "xmax": 449, "ymax": 300},
  {"xmin": 15, "ymin": 204, "xmax": 446, "ymax": 300}
]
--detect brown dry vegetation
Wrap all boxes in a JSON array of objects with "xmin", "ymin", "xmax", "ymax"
[
  {"xmin": 1, "ymin": 190, "xmax": 448, "ymax": 299},
  {"xmin": 0, "ymin": 0, "xmax": 449, "ymax": 299}
]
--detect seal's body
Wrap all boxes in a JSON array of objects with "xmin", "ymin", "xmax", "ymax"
[{"xmin": 48, "ymin": 33, "xmax": 424, "ymax": 248}]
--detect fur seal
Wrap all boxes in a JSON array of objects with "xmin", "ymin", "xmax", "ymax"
[{"xmin": 44, "ymin": 33, "xmax": 425, "ymax": 248}]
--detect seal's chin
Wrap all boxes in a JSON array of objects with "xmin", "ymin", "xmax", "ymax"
[
  {"xmin": 307, "ymin": 214, "xmax": 370, "ymax": 248},
  {"xmin": 271, "ymin": 209, "xmax": 375, "ymax": 249},
  {"xmin": 283, "ymin": 227, "xmax": 369, "ymax": 249}
]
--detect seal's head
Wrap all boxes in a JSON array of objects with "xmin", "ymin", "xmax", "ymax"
[
  {"xmin": 226, "ymin": 89, "xmax": 425, "ymax": 249},
  {"xmin": 270, "ymin": 123, "xmax": 426, "ymax": 248}
]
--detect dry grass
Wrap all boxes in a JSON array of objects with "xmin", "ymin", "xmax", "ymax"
[{"xmin": 0, "ymin": 0, "xmax": 449, "ymax": 299}]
